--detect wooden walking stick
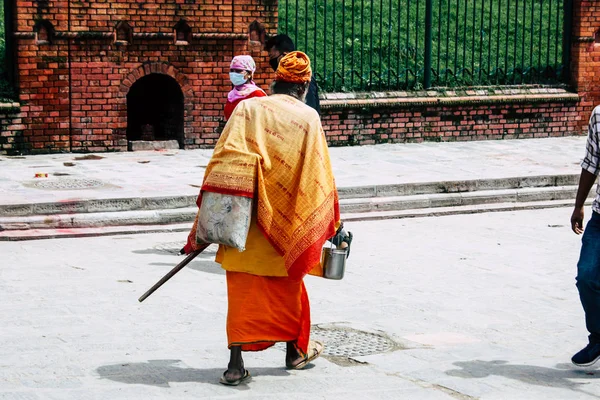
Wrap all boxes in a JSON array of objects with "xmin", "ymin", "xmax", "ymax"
[{"xmin": 138, "ymin": 243, "xmax": 210, "ymax": 303}]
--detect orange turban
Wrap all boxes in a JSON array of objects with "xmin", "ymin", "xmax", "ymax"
[{"xmin": 275, "ymin": 51, "xmax": 312, "ymax": 83}]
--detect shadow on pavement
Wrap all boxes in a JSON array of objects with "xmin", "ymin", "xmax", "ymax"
[
  {"xmin": 148, "ymin": 260, "xmax": 225, "ymax": 275},
  {"xmin": 186, "ymin": 260, "xmax": 226, "ymax": 275},
  {"xmin": 132, "ymin": 246, "xmax": 217, "ymax": 257},
  {"xmin": 132, "ymin": 248, "xmax": 181, "ymax": 256},
  {"xmin": 446, "ymin": 360, "xmax": 600, "ymax": 394},
  {"xmin": 96, "ymin": 359, "xmax": 289, "ymax": 388}
]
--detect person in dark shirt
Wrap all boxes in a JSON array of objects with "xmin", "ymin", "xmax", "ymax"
[{"xmin": 265, "ymin": 34, "xmax": 320, "ymax": 114}]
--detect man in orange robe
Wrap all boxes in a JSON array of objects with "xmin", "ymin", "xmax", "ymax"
[{"xmin": 186, "ymin": 51, "xmax": 347, "ymax": 385}]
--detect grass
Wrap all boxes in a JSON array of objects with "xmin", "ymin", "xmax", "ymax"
[{"xmin": 280, "ymin": 0, "xmax": 565, "ymax": 92}]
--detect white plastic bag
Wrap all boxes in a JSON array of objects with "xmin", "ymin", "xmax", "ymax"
[{"xmin": 196, "ymin": 191, "xmax": 252, "ymax": 251}]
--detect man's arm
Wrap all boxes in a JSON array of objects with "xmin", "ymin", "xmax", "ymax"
[
  {"xmin": 572, "ymin": 169, "xmax": 597, "ymax": 234},
  {"xmin": 572, "ymin": 108, "xmax": 600, "ymax": 234}
]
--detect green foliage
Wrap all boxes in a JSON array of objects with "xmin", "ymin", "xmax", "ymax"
[{"xmin": 280, "ymin": 0, "xmax": 565, "ymax": 92}]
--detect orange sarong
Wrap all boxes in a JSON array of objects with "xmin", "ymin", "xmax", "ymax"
[{"xmin": 226, "ymin": 271, "xmax": 310, "ymax": 353}]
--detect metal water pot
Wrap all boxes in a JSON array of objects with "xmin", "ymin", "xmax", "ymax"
[{"xmin": 321, "ymin": 245, "xmax": 347, "ymax": 280}]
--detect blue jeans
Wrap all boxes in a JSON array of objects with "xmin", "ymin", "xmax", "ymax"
[{"xmin": 577, "ymin": 211, "xmax": 600, "ymax": 343}]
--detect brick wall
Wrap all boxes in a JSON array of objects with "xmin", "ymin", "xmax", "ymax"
[
  {"xmin": 571, "ymin": 1, "xmax": 600, "ymax": 133},
  {"xmin": 1, "ymin": 1, "xmax": 598, "ymax": 154},
  {"xmin": 0, "ymin": 103, "xmax": 26, "ymax": 155},
  {"xmin": 320, "ymin": 89, "xmax": 582, "ymax": 145},
  {"xmin": 6, "ymin": 0, "xmax": 277, "ymax": 154},
  {"xmin": 321, "ymin": 103, "xmax": 581, "ymax": 146}
]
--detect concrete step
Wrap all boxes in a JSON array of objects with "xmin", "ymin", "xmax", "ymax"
[
  {"xmin": 0, "ymin": 195, "xmax": 198, "ymax": 218},
  {"xmin": 0, "ymin": 223, "xmax": 193, "ymax": 241},
  {"xmin": 0, "ymin": 208, "xmax": 198, "ymax": 231},
  {"xmin": 0, "ymin": 174, "xmax": 580, "ymax": 218},
  {"xmin": 339, "ymin": 185, "xmax": 583, "ymax": 213},
  {"xmin": 0, "ymin": 185, "xmax": 588, "ymax": 233},
  {"xmin": 342, "ymin": 199, "xmax": 592, "ymax": 222},
  {"xmin": 337, "ymin": 174, "xmax": 579, "ymax": 199},
  {"xmin": 0, "ymin": 199, "xmax": 588, "ymax": 241}
]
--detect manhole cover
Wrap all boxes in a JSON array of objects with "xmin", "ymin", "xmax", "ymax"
[
  {"xmin": 152, "ymin": 242, "xmax": 218, "ymax": 255},
  {"xmin": 30, "ymin": 178, "xmax": 104, "ymax": 190},
  {"xmin": 276, "ymin": 325, "xmax": 395, "ymax": 358},
  {"xmin": 311, "ymin": 326, "xmax": 395, "ymax": 357}
]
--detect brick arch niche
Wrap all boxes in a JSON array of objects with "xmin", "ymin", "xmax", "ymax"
[
  {"xmin": 127, "ymin": 74, "xmax": 184, "ymax": 147},
  {"xmin": 3, "ymin": 1, "xmax": 277, "ymax": 153},
  {"xmin": 119, "ymin": 64, "xmax": 194, "ymax": 149}
]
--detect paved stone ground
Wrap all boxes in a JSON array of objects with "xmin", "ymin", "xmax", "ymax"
[
  {"xmin": 2, "ymin": 207, "xmax": 599, "ymax": 399},
  {"xmin": 0, "ymin": 136, "xmax": 587, "ymax": 206}
]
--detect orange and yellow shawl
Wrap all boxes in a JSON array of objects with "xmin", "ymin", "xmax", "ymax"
[{"xmin": 199, "ymin": 94, "xmax": 340, "ymax": 279}]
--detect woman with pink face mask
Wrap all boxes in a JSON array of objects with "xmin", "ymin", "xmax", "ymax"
[
  {"xmin": 224, "ymin": 55, "xmax": 266, "ymax": 121},
  {"xmin": 179, "ymin": 55, "xmax": 267, "ymax": 256}
]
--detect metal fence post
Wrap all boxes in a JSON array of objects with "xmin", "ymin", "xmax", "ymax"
[
  {"xmin": 561, "ymin": 0, "xmax": 574, "ymax": 84},
  {"xmin": 3, "ymin": 0, "xmax": 17, "ymax": 95},
  {"xmin": 424, "ymin": 0, "xmax": 433, "ymax": 89}
]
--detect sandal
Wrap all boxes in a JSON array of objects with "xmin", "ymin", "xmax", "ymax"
[
  {"xmin": 286, "ymin": 340, "xmax": 324, "ymax": 370},
  {"xmin": 219, "ymin": 368, "xmax": 251, "ymax": 386}
]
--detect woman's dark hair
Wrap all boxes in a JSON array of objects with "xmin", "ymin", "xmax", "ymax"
[{"xmin": 265, "ymin": 34, "xmax": 296, "ymax": 53}]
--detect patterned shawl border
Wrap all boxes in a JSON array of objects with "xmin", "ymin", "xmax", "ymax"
[
  {"xmin": 286, "ymin": 219, "xmax": 338, "ymax": 279},
  {"xmin": 286, "ymin": 195, "xmax": 340, "ymax": 278},
  {"xmin": 257, "ymin": 190, "xmax": 340, "ymax": 279},
  {"xmin": 202, "ymin": 171, "xmax": 255, "ymax": 193},
  {"xmin": 285, "ymin": 193, "xmax": 336, "ymax": 264}
]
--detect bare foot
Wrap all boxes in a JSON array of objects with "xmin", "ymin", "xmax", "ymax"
[{"xmin": 223, "ymin": 367, "xmax": 244, "ymax": 382}]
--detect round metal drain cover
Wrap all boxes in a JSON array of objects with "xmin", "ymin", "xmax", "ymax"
[
  {"xmin": 311, "ymin": 326, "xmax": 395, "ymax": 357},
  {"xmin": 276, "ymin": 325, "xmax": 395, "ymax": 358},
  {"xmin": 31, "ymin": 178, "xmax": 104, "ymax": 190}
]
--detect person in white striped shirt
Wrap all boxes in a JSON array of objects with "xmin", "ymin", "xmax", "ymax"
[{"xmin": 571, "ymin": 105, "xmax": 600, "ymax": 367}]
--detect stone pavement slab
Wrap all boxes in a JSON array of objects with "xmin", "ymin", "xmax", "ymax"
[
  {"xmin": 0, "ymin": 136, "xmax": 588, "ymax": 207},
  {"xmin": 1, "ymin": 207, "xmax": 599, "ymax": 399}
]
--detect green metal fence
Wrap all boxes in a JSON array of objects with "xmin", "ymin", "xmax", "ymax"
[{"xmin": 279, "ymin": 0, "xmax": 572, "ymax": 92}]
